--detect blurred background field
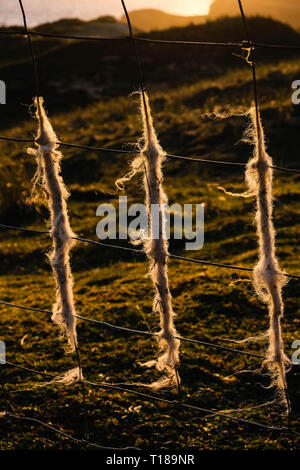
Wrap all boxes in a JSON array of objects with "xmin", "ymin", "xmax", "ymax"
[{"xmin": 0, "ymin": 4, "xmax": 300, "ymax": 450}]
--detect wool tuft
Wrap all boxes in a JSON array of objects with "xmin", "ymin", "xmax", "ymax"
[
  {"xmin": 48, "ymin": 367, "xmax": 83, "ymax": 386},
  {"xmin": 116, "ymin": 92, "xmax": 180, "ymax": 389},
  {"xmin": 28, "ymin": 97, "xmax": 77, "ymax": 351},
  {"xmin": 228, "ymin": 108, "xmax": 291, "ymax": 412},
  {"xmin": 37, "ymin": 367, "xmax": 83, "ymax": 388}
]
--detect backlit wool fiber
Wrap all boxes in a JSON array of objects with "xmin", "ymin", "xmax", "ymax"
[
  {"xmin": 116, "ymin": 93, "xmax": 180, "ymax": 389},
  {"xmin": 240, "ymin": 108, "xmax": 290, "ymax": 412},
  {"xmin": 28, "ymin": 97, "xmax": 77, "ymax": 352}
]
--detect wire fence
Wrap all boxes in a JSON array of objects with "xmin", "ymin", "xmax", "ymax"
[
  {"xmin": 1, "ymin": 135, "xmax": 300, "ymax": 174},
  {"xmin": 0, "ymin": 0, "xmax": 299, "ymax": 450},
  {"xmin": 0, "ymin": 223, "xmax": 300, "ymax": 279},
  {"xmin": 1, "ymin": 27, "xmax": 300, "ymax": 50}
]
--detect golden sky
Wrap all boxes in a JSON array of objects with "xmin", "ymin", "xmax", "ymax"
[
  {"xmin": 0, "ymin": 0, "xmax": 215, "ymax": 27},
  {"xmin": 125, "ymin": 0, "xmax": 214, "ymax": 16}
]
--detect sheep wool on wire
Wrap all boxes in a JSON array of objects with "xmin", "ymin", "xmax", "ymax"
[
  {"xmin": 243, "ymin": 108, "xmax": 291, "ymax": 412},
  {"xmin": 28, "ymin": 97, "xmax": 77, "ymax": 353},
  {"xmin": 116, "ymin": 92, "xmax": 180, "ymax": 389}
]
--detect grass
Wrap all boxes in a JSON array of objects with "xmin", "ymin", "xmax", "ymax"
[{"xmin": 0, "ymin": 16, "xmax": 300, "ymax": 450}]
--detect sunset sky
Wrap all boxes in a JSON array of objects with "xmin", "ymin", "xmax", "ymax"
[
  {"xmin": 116, "ymin": 0, "xmax": 213, "ymax": 16},
  {"xmin": 0, "ymin": 0, "xmax": 214, "ymax": 26}
]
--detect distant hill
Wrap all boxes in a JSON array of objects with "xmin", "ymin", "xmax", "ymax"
[
  {"xmin": 209, "ymin": 0, "xmax": 300, "ymax": 30},
  {"xmin": 35, "ymin": 16, "xmax": 136, "ymax": 38},
  {"xmin": 120, "ymin": 9, "xmax": 206, "ymax": 32}
]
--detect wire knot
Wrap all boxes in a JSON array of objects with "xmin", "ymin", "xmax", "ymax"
[{"xmin": 240, "ymin": 40, "xmax": 255, "ymax": 65}]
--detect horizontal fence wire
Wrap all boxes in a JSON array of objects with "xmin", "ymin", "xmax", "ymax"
[
  {"xmin": 0, "ymin": 300, "xmax": 264, "ymax": 359},
  {"xmin": 0, "ymin": 135, "xmax": 300, "ymax": 174},
  {"xmin": 0, "ymin": 223, "xmax": 299, "ymax": 280},
  {"xmin": 0, "ymin": 411, "xmax": 140, "ymax": 450},
  {"xmin": 0, "ymin": 29, "xmax": 300, "ymax": 50},
  {"xmin": 2, "ymin": 360, "xmax": 300, "ymax": 436}
]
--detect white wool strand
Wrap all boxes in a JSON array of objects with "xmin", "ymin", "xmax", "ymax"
[
  {"xmin": 116, "ymin": 93, "xmax": 180, "ymax": 389},
  {"xmin": 28, "ymin": 97, "xmax": 77, "ymax": 351}
]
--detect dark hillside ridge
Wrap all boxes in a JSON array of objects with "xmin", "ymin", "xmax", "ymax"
[{"xmin": 209, "ymin": 0, "xmax": 300, "ymax": 30}]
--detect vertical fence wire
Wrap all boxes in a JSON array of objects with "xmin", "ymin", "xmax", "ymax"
[
  {"xmin": 120, "ymin": 0, "xmax": 183, "ymax": 400},
  {"xmin": 120, "ymin": 0, "xmax": 149, "ymax": 124},
  {"xmin": 16, "ymin": 0, "xmax": 89, "ymax": 445},
  {"xmin": 17, "ymin": 0, "xmax": 40, "ymax": 98}
]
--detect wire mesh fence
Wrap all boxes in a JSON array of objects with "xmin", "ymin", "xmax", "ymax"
[{"xmin": 0, "ymin": 0, "xmax": 299, "ymax": 450}]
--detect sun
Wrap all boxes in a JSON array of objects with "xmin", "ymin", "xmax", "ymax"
[{"xmin": 162, "ymin": 0, "xmax": 213, "ymax": 16}]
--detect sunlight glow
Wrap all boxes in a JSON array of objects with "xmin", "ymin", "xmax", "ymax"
[
  {"xmin": 0, "ymin": 0, "xmax": 215, "ymax": 27},
  {"xmin": 125, "ymin": 0, "xmax": 213, "ymax": 16}
]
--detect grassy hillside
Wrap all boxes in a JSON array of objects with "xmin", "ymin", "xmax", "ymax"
[
  {"xmin": 209, "ymin": 0, "xmax": 300, "ymax": 30},
  {"xmin": 0, "ymin": 16, "xmax": 299, "ymax": 450},
  {"xmin": 0, "ymin": 16, "xmax": 299, "ymax": 126}
]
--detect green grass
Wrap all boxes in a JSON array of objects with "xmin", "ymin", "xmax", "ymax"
[{"xmin": 0, "ymin": 17, "xmax": 300, "ymax": 450}]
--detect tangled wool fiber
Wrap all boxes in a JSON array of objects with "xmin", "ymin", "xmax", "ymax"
[
  {"xmin": 116, "ymin": 93, "xmax": 180, "ymax": 389},
  {"xmin": 36, "ymin": 367, "xmax": 83, "ymax": 388},
  {"xmin": 47, "ymin": 367, "xmax": 83, "ymax": 386},
  {"xmin": 237, "ymin": 108, "xmax": 290, "ymax": 412},
  {"xmin": 28, "ymin": 97, "xmax": 77, "ymax": 351}
]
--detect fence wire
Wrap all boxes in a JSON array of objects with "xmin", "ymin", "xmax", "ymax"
[
  {"xmin": 0, "ymin": 223, "xmax": 299, "ymax": 279},
  {"xmin": 1, "ymin": 29, "xmax": 300, "ymax": 51},
  {"xmin": 2, "ymin": 360, "xmax": 300, "ymax": 437},
  {"xmin": 1, "ymin": 135, "xmax": 300, "ymax": 173},
  {"xmin": 0, "ymin": 300, "xmax": 265, "ymax": 359}
]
